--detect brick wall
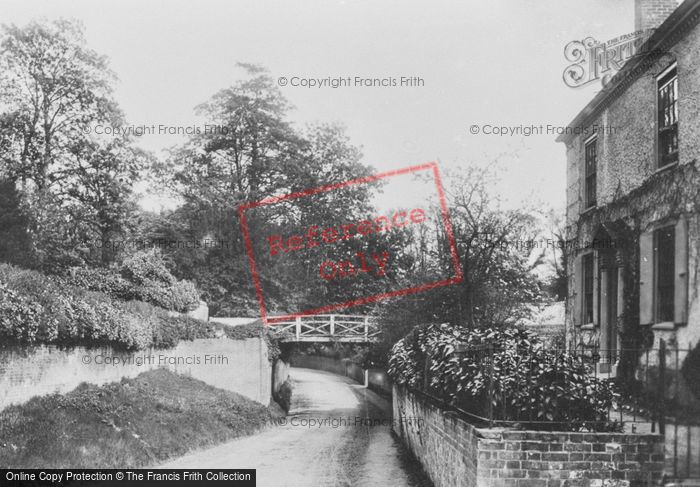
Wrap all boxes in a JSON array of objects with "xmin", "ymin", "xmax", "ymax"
[
  {"xmin": 393, "ymin": 385, "xmax": 478, "ymax": 487},
  {"xmin": 393, "ymin": 386, "xmax": 666, "ymax": 487},
  {"xmin": 478, "ymin": 430, "xmax": 664, "ymax": 487},
  {"xmin": 635, "ymin": 0, "xmax": 680, "ymax": 31},
  {"xmin": 0, "ymin": 336, "xmax": 273, "ymax": 411}
]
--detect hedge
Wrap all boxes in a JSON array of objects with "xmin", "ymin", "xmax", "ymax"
[
  {"xmin": 0, "ymin": 263, "xmax": 275, "ymax": 353},
  {"xmin": 388, "ymin": 323, "xmax": 620, "ymax": 432}
]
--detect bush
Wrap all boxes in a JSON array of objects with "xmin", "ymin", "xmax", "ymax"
[
  {"xmin": 0, "ymin": 263, "xmax": 202, "ymax": 350},
  {"xmin": 66, "ymin": 267, "xmax": 132, "ymax": 298},
  {"xmin": 0, "ymin": 263, "xmax": 281, "ymax": 353},
  {"xmin": 120, "ymin": 249, "xmax": 175, "ymax": 286},
  {"xmin": 388, "ymin": 323, "xmax": 619, "ymax": 432},
  {"xmin": 274, "ymin": 379, "xmax": 294, "ymax": 413},
  {"xmin": 0, "ymin": 281, "xmax": 43, "ymax": 343},
  {"xmin": 62, "ymin": 250, "xmax": 200, "ymax": 312},
  {"xmin": 151, "ymin": 313, "xmax": 219, "ymax": 349},
  {"xmin": 681, "ymin": 343, "xmax": 700, "ymax": 402}
]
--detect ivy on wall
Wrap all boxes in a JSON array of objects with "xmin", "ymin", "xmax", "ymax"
[{"xmin": 567, "ymin": 161, "xmax": 699, "ymax": 366}]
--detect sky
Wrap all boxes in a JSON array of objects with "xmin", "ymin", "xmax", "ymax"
[{"xmin": 0, "ymin": 0, "xmax": 641, "ymax": 213}]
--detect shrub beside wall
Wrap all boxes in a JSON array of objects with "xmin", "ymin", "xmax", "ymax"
[
  {"xmin": 389, "ymin": 324, "xmax": 619, "ymax": 431},
  {"xmin": 0, "ymin": 263, "xmax": 277, "ymax": 352}
]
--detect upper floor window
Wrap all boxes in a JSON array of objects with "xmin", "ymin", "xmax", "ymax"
[
  {"xmin": 657, "ymin": 67, "xmax": 678, "ymax": 168},
  {"xmin": 654, "ymin": 226, "xmax": 675, "ymax": 322},
  {"xmin": 584, "ymin": 137, "xmax": 597, "ymax": 208}
]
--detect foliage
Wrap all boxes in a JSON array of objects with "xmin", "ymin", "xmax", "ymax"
[
  {"xmin": 0, "ymin": 19, "xmax": 116, "ymax": 188},
  {"xmin": 0, "ymin": 179, "xmax": 32, "ymax": 267},
  {"xmin": 0, "ymin": 264, "xmax": 151, "ymax": 349},
  {"xmin": 0, "ymin": 263, "xmax": 201, "ymax": 350},
  {"xmin": 0, "ymin": 281, "xmax": 43, "ymax": 343},
  {"xmin": 273, "ymin": 378, "xmax": 294, "ymax": 413},
  {"xmin": 681, "ymin": 343, "xmax": 700, "ymax": 402},
  {"xmin": 388, "ymin": 323, "xmax": 620, "ymax": 431},
  {"xmin": 0, "ymin": 263, "xmax": 283, "ymax": 359},
  {"xmin": 0, "ymin": 20, "xmax": 146, "ymax": 270},
  {"xmin": 368, "ymin": 163, "xmax": 548, "ymax": 367},
  {"xmin": 63, "ymin": 250, "xmax": 200, "ymax": 312},
  {"xmin": 0, "ymin": 369, "xmax": 275, "ymax": 468},
  {"xmin": 432, "ymin": 165, "xmax": 544, "ymax": 326},
  {"xmin": 149, "ymin": 65, "xmax": 387, "ymax": 316},
  {"xmin": 120, "ymin": 249, "xmax": 176, "ymax": 285},
  {"xmin": 66, "ymin": 266, "xmax": 132, "ymax": 296}
]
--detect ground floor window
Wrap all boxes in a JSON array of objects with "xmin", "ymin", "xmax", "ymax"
[
  {"xmin": 655, "ymin": 226, "xmax": 675, "ymax": 323},
  {"xmin": 583, "ymin": 253, "xmax": 595, "ymax": 324}
]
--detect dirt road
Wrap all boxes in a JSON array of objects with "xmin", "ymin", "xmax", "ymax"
[{"xmin": 158, "ymin": 367, "xmax": 431, "ymax": 487}]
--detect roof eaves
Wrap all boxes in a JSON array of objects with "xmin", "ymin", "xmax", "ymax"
[{"xmin": 556, "ymin": 0, "xmax": 700, "ymax": 145}]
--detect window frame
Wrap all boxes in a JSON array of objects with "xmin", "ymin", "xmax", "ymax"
[
  {"xmin": 653, "ymin": 225, "xmax": 675, "ymax": 324},
  {"xmin": 656, "ymin": 64, "xmax": 678, "ymax": 169},
  {"xmin": 583, "ymin": 135, "xmax": 597, "ymax": 210},
  {"xmin": 582, "ymin": 251, "xmax": 596, "ymax": 326}
]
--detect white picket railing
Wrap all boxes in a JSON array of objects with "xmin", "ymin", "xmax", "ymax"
[{"xmin": 266, "ymin": 315, "xmax": 379, "ymax": 342}]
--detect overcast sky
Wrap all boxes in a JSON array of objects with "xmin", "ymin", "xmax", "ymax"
[{"xmin": 1, "ymin": 0, "xmax": 638, "ymax": 212}]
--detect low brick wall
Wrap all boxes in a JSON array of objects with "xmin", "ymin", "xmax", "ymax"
[
  {"xmin": 393, "ymin": 386, "xmax": 665, "ymax": 487},
  {"xmin": 0, "ymin": 337, "xmax": 272, "ymax": 411}
]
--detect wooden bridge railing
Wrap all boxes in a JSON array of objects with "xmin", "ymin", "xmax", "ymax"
[{"xmin": 266, "ymin": 315, "xmax": 379, "ymax": 342}]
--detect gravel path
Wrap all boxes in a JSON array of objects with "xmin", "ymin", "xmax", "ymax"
[{"xmin": 158, "ymin": 367, "xmax": 431, "ymax": 487}]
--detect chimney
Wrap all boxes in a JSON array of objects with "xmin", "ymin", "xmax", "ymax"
[{"xmin": 635, "ymin": 0, "xmax": 680, "ymax": 31}]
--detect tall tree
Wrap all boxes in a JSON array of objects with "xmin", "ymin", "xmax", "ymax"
[
  {"xmin": 0, "ymin": 19, "xmax": 142, "ymax": 271},
  {"xmin": 60, "ymin": 137, "xmax": 148, "ymax": 265},
  {"xmin": 370, "ymin": 163, "xmax": 545, "ymax": 365},
  {"xmin": 0, "ymin": 19, "xmax": 117, "ymax": 190},
  {"xmin": 153, "ymin": 66, "xmax": 385, "ymax": 315}
]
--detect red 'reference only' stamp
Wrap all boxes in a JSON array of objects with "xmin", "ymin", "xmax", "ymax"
[{"xmin": 238, "ymin": 162, "xmax": 462, "ymax": 324}]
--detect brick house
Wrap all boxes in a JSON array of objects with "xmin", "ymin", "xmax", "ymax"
[{"xmin": 558, "ymin": 0, "xmax": 700, "ymax": 371}]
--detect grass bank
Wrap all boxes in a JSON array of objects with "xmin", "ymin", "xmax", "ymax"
[{"xmin": 0, "ymin": 368, "xmax": 281, "ymax": 468}]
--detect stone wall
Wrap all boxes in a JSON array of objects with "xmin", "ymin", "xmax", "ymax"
[
  {"xmin": 0, "ymin": 336, "xmax": 272, "ymax": 411},
  {"xmin": 289, "ymin": 355, "xmax": 392, "ymax": 395},
  {"xmin": 290, "ymin": 355, "xmax": 365, "ymax": 384},
  {"xmin": 393, "ymin": 386, "xmax": 666, "ymax": 487}
]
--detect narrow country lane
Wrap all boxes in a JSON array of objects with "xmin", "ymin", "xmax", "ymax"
[{"xmin": 157, "ymin": 368, "xmax": 431, "ymax": 487}]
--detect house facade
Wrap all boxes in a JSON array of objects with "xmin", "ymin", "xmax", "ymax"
[{"xmin": 559, "ymin": 0, "xmax": 700, "ymax": 368}]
